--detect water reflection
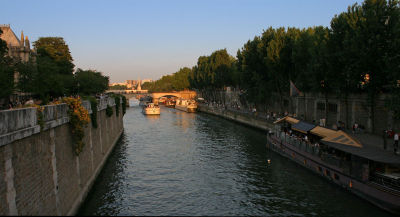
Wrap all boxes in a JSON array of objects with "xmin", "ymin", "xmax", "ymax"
[{"xmin": 78, "ymin": 106, "xmax": 394, "ymax": 217}]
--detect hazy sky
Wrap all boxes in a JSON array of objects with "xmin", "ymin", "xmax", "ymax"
[{"xmin": 2, "ymin": 0, "xmax": 359, "ymax": 82}]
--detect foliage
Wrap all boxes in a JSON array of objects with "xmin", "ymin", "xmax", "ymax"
[
  {"xmin": 33, "ymin": 37, "xmax": 75, "ymax": 75},
  {"xmin": 188, "ymin": 0, "xmax": 400, "ymax": 127},
  {"xmin": 109, "ymin": 93, "xmax": 127, "ymax": 116},
  {"xmin": 113, "ymin": 95, "xmax": 120, "ymax": 117},
  {"xmin": 189, "ymin": 49, "xmax": 237, "ymax": 90},
  {"xmin": 82, "ymin": 96, "xmax": 98, "ymax": 128},
  {"xmin": 0, "ymin": 29, "xmax": 14, "ymax": 101},
  {"xmin": 108, "ymin": 85, "xmax": 127, "ymax": 90},
  {"xmin": 143, "ymin": 67, "xmax": 191, "ymax": 92},
  {"xmin": 62, "ymin": 97, "xmax": 90, "ymax": 155},
  {"xmin": 75, "ymin": 68, "xmax": 109, "ymax": 95},
  {"xmin": 17, "ymin": 38, "xmax": 108, "ymax": 101},
  {"xmin": 121, "ymin": 95, "xmax": 127, "ymax": 115},
  {"xmin": 23, "ymin": 104, "xmax": 45, "ymax": 131},
  {"xmin": 106, "ymin": 104, "xmax": 113, "ymax": 117},
  {"xmin": 17, "ymin": 37, "xmax": 76, "ymax": 102}
]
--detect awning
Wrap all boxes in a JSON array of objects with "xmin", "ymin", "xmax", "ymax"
[
  {"xmin": 320, "ymin": 130, "xmax": 362, "ymax": 148},
  {"xmin": 291, "ymin": 121, "xmax": 316, "ymax": 134},
  {"xmin": 273, "ymin": 116, "xmax": 300, "ymax": 124},
  {"xmin": 310, "ymin": 126, "xmax": 337, "ymax": 138}
]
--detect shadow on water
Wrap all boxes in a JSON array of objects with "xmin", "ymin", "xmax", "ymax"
[
  {"xmin": 77, "ymin": 132, "xmax": 129, "ymax": 216},
  {"xmin": 78, "ymin": 107, "xmax": 395, "ymax": 216}
]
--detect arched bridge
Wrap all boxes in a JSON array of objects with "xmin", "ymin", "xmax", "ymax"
[{"xmin": 107, "ymin": 90, "xmax": 197, "ymax": 102}]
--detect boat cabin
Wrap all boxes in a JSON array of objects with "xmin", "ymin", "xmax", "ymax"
[{"xmin": 271, "ymin": 116, "xmax": 400, "ymax": 193}]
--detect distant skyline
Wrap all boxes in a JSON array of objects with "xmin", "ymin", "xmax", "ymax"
[{"xmin": 2, "ymin": 0, "xmax": 360, "ymax": 82}]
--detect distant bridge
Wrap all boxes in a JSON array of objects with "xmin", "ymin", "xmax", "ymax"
[{"xmin": 107, "ymin": 90, "xmax": 197, "ymax": 103}]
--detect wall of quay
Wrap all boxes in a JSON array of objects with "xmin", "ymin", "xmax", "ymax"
[
  {"xmin": 0, "ymin": 97, "xmax": 124, "ymax": 215},
  {"xmin": 198, "ymin": 89, "xmax": 400, "ymax": 134},
  {"xmin": 197, "ymin": 104, "xmax": 274, "ymax": 132}
]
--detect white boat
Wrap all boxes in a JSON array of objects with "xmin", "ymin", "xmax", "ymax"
[
  {"xmin": 139, "ymin": 96, "xmax": 152, "ymax": 107},
  {"xmin": 142, "ymin": 103, "xmax": 160, "ymax": 115},
  {"xmin": 175, "ymin": 98, "xmax": 197, "ymax": 113}
]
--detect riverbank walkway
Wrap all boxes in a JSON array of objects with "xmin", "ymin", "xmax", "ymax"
[{"xmin": 200, "ymin": 102, "xmax": 400, "ymax": 159}]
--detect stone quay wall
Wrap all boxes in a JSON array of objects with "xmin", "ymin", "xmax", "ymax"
[
  {"xmin": 197, "ymin": 104, "xmax": 274, "ymax": 132},
  {"xmin": 198, "ymin": 89, "xmax": 400, "ymax": 134},
  {"xmin": 0, "ymin": 97, "xmax": 124, "ymax": 216}
]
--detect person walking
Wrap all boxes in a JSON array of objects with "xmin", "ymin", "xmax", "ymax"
[{"xmin": 394, "ymin": 133, "xmax": 399, "ymax": 155}]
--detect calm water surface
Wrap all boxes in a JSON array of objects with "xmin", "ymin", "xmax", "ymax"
[{"xmin": 78, "ymin": 103, "xmax": 394, "ymax": 216}]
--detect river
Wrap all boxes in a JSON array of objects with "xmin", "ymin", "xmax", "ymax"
[{"xmin": 78, "ymin": 102, "xmax": 393, "ymax": 216}]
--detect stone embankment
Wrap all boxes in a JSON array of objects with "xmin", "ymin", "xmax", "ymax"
[
  {"xmin": 0, "ymin": 97, "xmax": 123, "ymax": 216},
  {"xmin": 197, "ymin": 104, "xmax": 274, "ymax": 132}
]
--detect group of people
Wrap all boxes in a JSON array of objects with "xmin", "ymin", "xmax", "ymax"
[{"xmin": 7, "ymin": 97, "xmax": 38, "ymax": 110}]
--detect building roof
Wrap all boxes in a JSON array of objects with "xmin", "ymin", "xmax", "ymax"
[{"xmin": 0, "ymin": 25, "xmax": 20, "ymax": 47}]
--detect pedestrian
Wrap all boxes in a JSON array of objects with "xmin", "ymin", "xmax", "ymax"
[
  {"xmin": 354, "ymin": 122, "xmax": 359, "ymax": 134},
  {"xmin": 394, "ymin": 133, "xmax": 399, "ymax": 155}
]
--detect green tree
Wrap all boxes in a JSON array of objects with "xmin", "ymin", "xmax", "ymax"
[
  {"xmin": 75, "ymin": 68, "xmax": 109, "ymax": 95},
  {"xmin": 109, "ymin": 84, "xmax": 127, "ymax": 90},
  {"xmin": 33, "ymin": 37, "xmax": 74, "ymax": 75},
  {"xmin": 0, "ymin": 29, "xmax": 15, "ymax": 103}
]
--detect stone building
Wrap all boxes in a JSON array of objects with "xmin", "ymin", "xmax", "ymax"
[
  {"xmin": 0, "ymin": 24, "xmax": 33, "ymax": 63},
  {"xmin": 0, "ymin": 25, "xmax": 35, "ymax": 105}
]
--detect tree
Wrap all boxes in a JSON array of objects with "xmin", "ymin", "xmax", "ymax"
[
  {"xmin": 109, "ymin": 84, "xmax": 127, "ymax": 90},
  {"xmin": 0, "ymin": 29, "xmax": 15, "ymax": 103},
  {"xmin": 75, "ymin": 69, "xmax": 109, "ymax": 95},
  {"xmin": 33, "ymin": 37, "xmax": 74, "ymax": 75},
  {"xmin": 25, "ymin": 37, "xmax": 77, "ymax": 101}
]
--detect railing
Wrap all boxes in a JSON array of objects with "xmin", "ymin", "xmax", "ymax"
[
  {"xmin": 277, "ymin": 132, "xmax": 321, "ymax": 156},
  {"xmin": 370, "ymin": 173, "xmax": 400, "ymax": 193}
]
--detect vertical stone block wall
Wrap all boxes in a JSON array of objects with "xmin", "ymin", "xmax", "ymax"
[
  {"xmin": 199, "ymin": 90, "xmax": 399, "ymax": 134},
  {"xmin": 0, "ymin": 97, "xmax": 124, "ymax": 215}
]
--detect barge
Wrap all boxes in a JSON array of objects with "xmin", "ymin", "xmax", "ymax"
[
  {"xmin": 175, "ymin": 98, "xmax": 197, "ymax": 113},
  {"xmin": 267, "ymin": 116, "xmax": 400, "ymax": 215}
]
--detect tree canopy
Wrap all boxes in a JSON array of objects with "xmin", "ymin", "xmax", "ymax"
[
  {"xmin": 143, "ymin": 67, "xmax": 191, "ymax": 92},
  {"xmin": 75, "ymin": 68, "xmax": 109, "ymax": 95},
  {"xmin": 0, "ymin": 29, "xmax": 14, "ymax": 100}
]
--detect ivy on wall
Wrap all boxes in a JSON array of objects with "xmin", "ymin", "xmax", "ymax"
[
  {"xmin": 106, "ymin": 104, "xmax": 113, "ymax": 117},
  {"xmin": 62, "ymin": 97, "xmax": 90, "ymax": 155}
]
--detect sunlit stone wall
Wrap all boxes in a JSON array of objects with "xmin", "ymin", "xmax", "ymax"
[{"xmin": 0, "ymin": 97, "xmax": 124, "ymax": 215}]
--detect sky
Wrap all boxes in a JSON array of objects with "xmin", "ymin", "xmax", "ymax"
[{"xmin": 2, "ymin": 0, "xmax": 360, "ymax": 83}]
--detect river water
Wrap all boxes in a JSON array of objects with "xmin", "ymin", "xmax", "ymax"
[{"xmin": 78, "ymin": 103, "xmax": 393, "ymax": 216}]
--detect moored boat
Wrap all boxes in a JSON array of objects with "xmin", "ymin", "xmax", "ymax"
[
  {"xmin": 175, "ymin": 98, "xmax": 197, "ymax": 112},
  {"xmin": 142, "ymin": 103, "xmax": 160, "ymax": 115},
  {"xmin": 267, "ymin": 116, "xmax": 400, "ymax": 215},
  {"xmin": 139, "ymin": 96, "xmax": 152, "ymax": 108},
  {"xmin": 165, "ymin": 99, "xmax": 176, "ymax": 108}
]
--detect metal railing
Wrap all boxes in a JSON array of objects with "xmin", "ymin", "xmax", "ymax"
[{"xmin": 369, "ymin": 173, "xmax": 400, "ymax": 193}]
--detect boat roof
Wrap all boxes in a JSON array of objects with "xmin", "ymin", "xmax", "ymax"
[
  {"xmin": 271, "ymin": 116, "xmax": 400, "ymax": 164},
  {"xmin": 321, "ymin": 140, "xmax": 400, "ymax": 164},
  {"xmin": 274, "ymin": 116, "xmax": 300, "ymax": 124},
  {"xmin": 292, "ymin": 121, "xmax": 316, "ymax": 134}
]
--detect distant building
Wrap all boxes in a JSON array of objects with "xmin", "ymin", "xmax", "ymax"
[
  {"xmin": 0, "ymin": 25, "xmax": 35, "ymax": 104},
  {"xmin": 125, "ymin": 79, "xmax": 152, "ymax": 90},
  {"xmin": 0, "ymin": 24, "xmax": 33, "ymax": 63},
  {"xmin": 126, "ymin": 80, "xmax": 139, "ymax": 89}
]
